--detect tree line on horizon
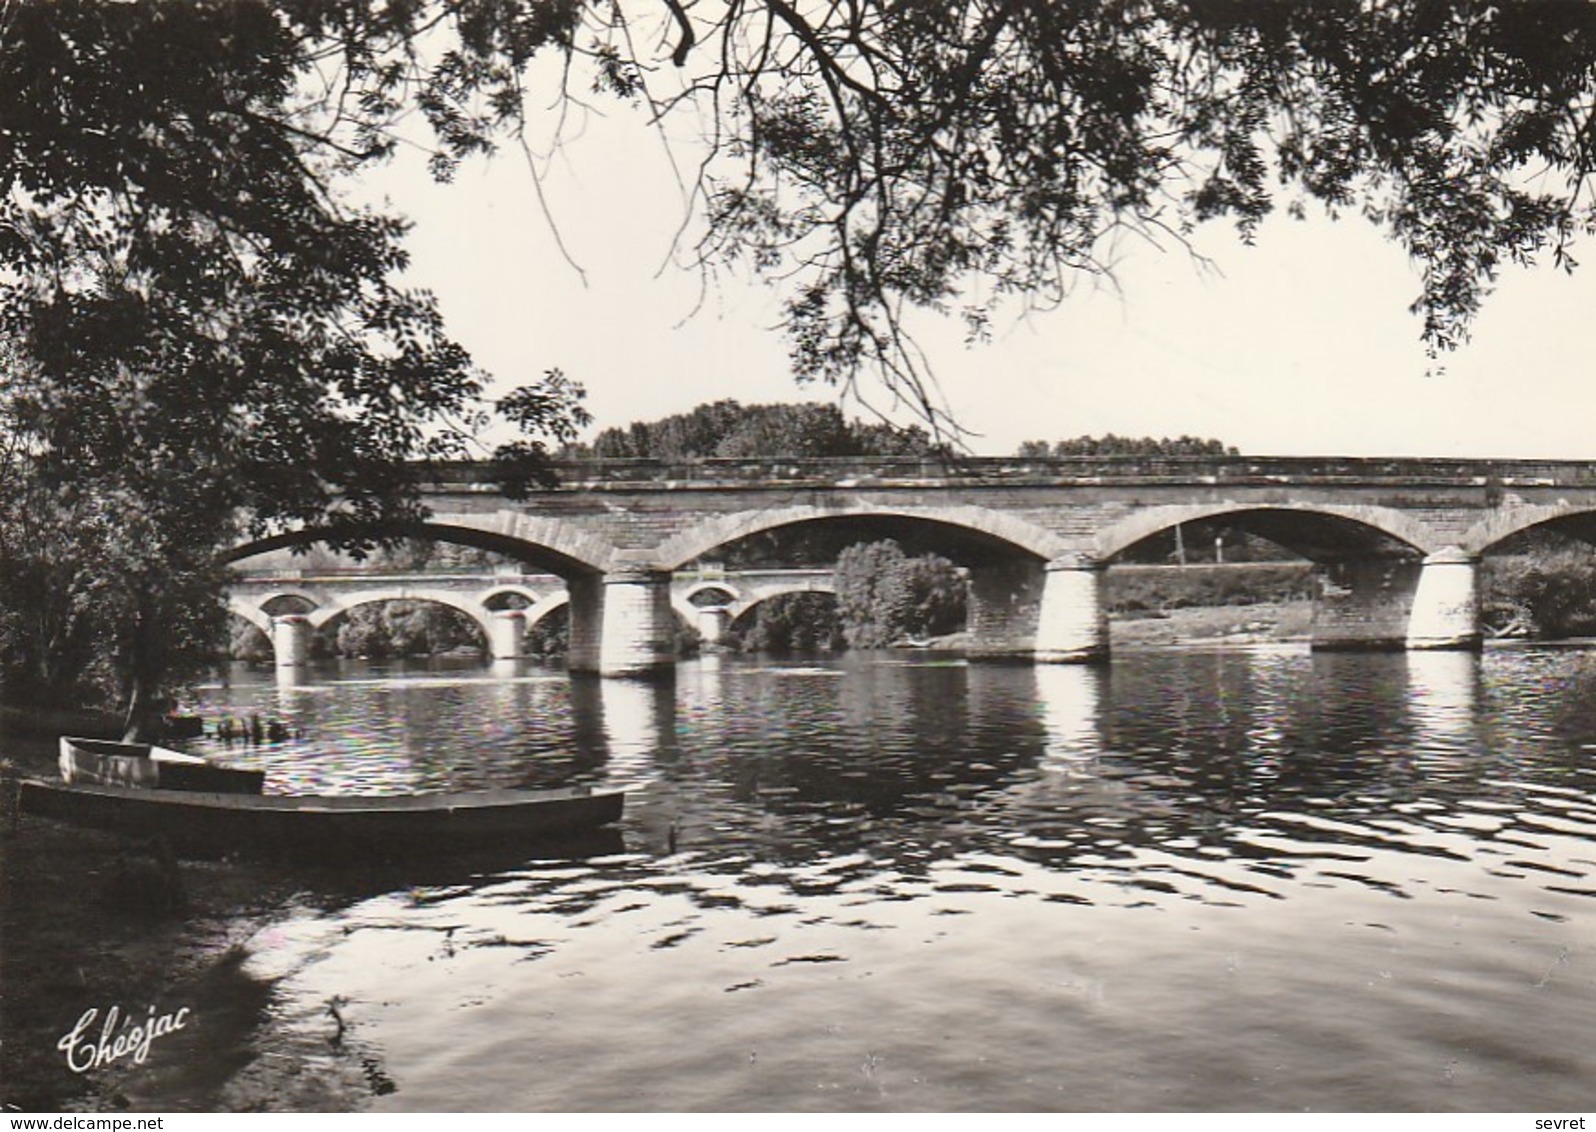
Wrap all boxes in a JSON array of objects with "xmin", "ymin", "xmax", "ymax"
[
  {"xmin": 1015, "ymin": 436, "xmax": 1240, "ymax": 458},
  {"xmin": 565, "ymin": 400, "xmax": 946, "ymax": 461},
  {"xmin": 562, "ymin": 398, "xmax": 1242, "ymax": 462}
]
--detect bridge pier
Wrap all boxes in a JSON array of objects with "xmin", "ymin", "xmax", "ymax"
[
  {"xmin": 1034, "ymin": 554, "xmax": 1109, "ymax": 663},
  {"xmin": 966, "ymin": 558, "xmax": 1046, "ymax": 657},
  {"xmin": 566, "ymin": 575, "xmax": 603, "ymax": 673},
  {"xmin": 568, "ymin": 565, "xmax": 676, "ymax": 677},
  {"xmin": 1406, "ymin": 546, "xmax": 1482, "ymax": 651},
  {"xmin": 1310, "ymin": 556, "xmax": 1421, "ymax": 651},
  {"xmin": 488, "ymin": 609, "xmax": 528, "ymax": 660},
  {"xmin": 271, "ymin": 614, "xmax": 312, "ymax": 668},
  {"xmin": 695, "ymin": 606, "xmax": 732, "ymax": 646}
]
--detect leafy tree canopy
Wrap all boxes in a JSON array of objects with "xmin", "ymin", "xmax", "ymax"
[
  {"xmin": 9, "ymin": 1, "xmax": 1596, "ymax": 447},
  {"xmin": 0, "ymin": 0, "xmax": 588, "ymax": 541},
  {"xmin": 576, "ymin": 399, "xmax": 942, "ymax": 459},
  {"xmin": 731, "ymin": 592, "xmax": 846, "ymax": 653},
  {"xmin": 7, "ymin": 1, "xmax": 1596, "ymax": 726},
  {"xmin": 834, "ymin": 540, "xmax": 967, "ymax": 647},
  {"xmin": 1018, "ymin": 435, "xmax": 1240, "ymax": 458},
  {"xmin": 0, "ymin": 1, "xmax": 590, "ymax": 728}
]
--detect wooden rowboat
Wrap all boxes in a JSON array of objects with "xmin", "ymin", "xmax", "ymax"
[
  {"xmin": 60, "ymin": 736, "xmax": 266, "ymax": 795},
  {"xmin": 18, "ymin": 777, "xmax": 625, "ymax": 858}
]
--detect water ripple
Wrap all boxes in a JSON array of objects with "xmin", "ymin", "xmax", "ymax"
[{"xmin": 161, "ymin": 647, "xmax": 1596, "ymax": 1112}]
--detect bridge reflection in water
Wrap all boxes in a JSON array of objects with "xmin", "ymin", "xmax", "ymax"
[{"xmin": 198, "ymin": 645, "xmax": 1504, "ymax": 817}]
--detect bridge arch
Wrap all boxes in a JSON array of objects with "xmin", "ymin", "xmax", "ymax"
[
  {"xmin": 1462, "ymin": 504, "xmax": 1596, "ymax": 555},
  {"xmin": 656, "ymin": 503, "xmax": 1067, "ymax": 570},
  {"xmin": 225, "ymin": 511, "xmax": 615, "ymax": 578},
  {"xmin": 300, "ymin": 586, "xmax": 500, "ymax": 638},
  {"xmin": 674, "ymin": 577, "xmax": 840, "ymax": 628},
  {"xmin": 236, "ymin": 583, "xmax": 530, "ymax": 660},
  {"xmin": 256, "ymin": 591, "xmax": 321, "ymax": 616},
  {"xmin": 1093, "ymin": 502, "xmax": 1438, "ymax": 562},
  {"xmin": 227, "ymin": 596, "xmax": 275, "ymax": 637},
  {"xmin": 480, "ymin": 585, "xmax": 545, "ymax": 611},
  {"xmin": 682, "ymin": 582, "xmax": 740, "ymax": 608},
  {"xmin": 525, "ymin": 590, "xmax": 571, "ymax": 630}
]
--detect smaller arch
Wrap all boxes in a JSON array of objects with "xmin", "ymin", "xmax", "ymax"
[
  {"xmin": 525, "ymin": 590, "xmax": 571, "ymax": 630},
  {"xmin": 480, "ymin": 585, "xmax": 544, "ymax": 611},
  {"xmin": 260, "ymin": 592, "xmax": 319, "ymax": 617},
  {"xmin": 679, "ymin": 579, "xmax": 842, "ymax": 627},
  {"xmin": 306, "ymin": 586, "xmax": 497, "ymax": 641},
  {"xmin": 311, "ymin": 594, "xmax": 499, "ymax": 661},
  {"xmin": 226, "ymin": 613, "xmax": 274, "ymax": 663},
  {"xmin": 226, "ymin": 597, "xmax": 275, "ymax": 637},
  {"xmin": 684, "ymin": 583, "xmax": 740, "ymax": 609}
]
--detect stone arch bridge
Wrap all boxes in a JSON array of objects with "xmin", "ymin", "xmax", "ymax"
[
  {"xmin": 228, "ymin": 567, "xmax": 834, "ymax": 663},
  {"xmin": 223, "ymin": 455, "xmax": 1596, "ymax": 676}
]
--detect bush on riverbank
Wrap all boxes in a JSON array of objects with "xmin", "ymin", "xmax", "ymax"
[
  {"xmin": 1107, "ymin": 562, "xmax": 1316, "ymax": 613},
  {"xmin": 326, "ymin": 601, "xmax": 484, "ymax": 660},
  {"xmin": 1481, "ymin": 550, "xmax": 1596, "ymax": 639},
  {"xmin": 835, "ymin": 540, "xmax": 967, "ymax": 647},
  {"xmin": 726, "ymin": 592, "xmax": 846, "ymax": 652},
  {"xmin": 523, "ymin": 608, "xmax": 569, "ymax": 656},
  {"xmin": 1111, "ymin": 549, "xmax": 1596, "ymax": 642}
]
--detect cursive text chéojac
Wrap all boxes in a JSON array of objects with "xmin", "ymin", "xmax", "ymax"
[{"xmin": 57, "ymin": 1004, "xmax": 191, "ymax": 1073}]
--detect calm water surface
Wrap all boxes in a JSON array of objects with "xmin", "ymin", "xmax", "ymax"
[{"xmin": 121, "ymin": 648, "xmax": 1596, "ymax": 1109}]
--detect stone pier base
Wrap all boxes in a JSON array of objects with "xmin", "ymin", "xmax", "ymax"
[
  {"xmin": 597, "ymin": 565, "xmax": 675, "ymax": 677},
  {"xmin": 1406, "ymin": 546, "xmax": 1482, "ymax": 651},
  {"xmin": 1310, "ymin": 557, "xmax": 1422, "ymax": 651},
  {"xmin": 488, "ymin": 609, "xmax": 528, "ymax": 660},
  {"xmin": 1034, "ymin": 554, "xmax": 1109, "ymax": 663},
  {"xmin": 271, "ymin": 614, "xmax": 312, "ymax": 668}
]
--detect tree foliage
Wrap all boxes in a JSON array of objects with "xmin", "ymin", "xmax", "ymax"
[
  {"xmin": 731, "ymin": 593, "xmax": 846, "ymax": 653},
  {"xmin": 13, "ymin": 2, "xmax": 1588, "ymax": 444},
  {"xmin": 834, "ymin": 540, "xmax": 967, "ymax": 647},
  {"xmin": 1017, "ymin": 435, "xmax": 1239, "ymax": 458},
  {"xmin": 327, "ymin": 602, "xmax": 485, "ymax": 660},
  {"xmin": 1482, "ymin": 547, "xmax": 1596, "ymax": 640},
  {"xmin": 523, "ymin": 608, "xmax": 572, "ymax": 658},
  {"xmin": 577, "ymin": 399, "xmax": 941, "ymax": 459},
  {"xmin": 229, "ymin": 618, "xmax": 274, "ymax": 665},
  {"xmin": 2, "ymin": 3, "xmax": 587, "ymax": 530},
  {"xmin": 0, "ymin": 391, "xmax": 230, "ymax": 731},
  {"xmin": 668, "ymin": 0, "xmax": 1596, "ymax": 423},
  {"xmin": 385, "ymin": 0, "xmax": 1596, "ymax": 430}
]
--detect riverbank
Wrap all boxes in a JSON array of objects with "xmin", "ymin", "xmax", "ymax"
[
  {"xmin": 1111, "ymin": 599, "xmax": 1314, "ymax": 647},
  {"xmin": 0, "ymin": 811, "xmax": 295, "ymax": 1111}
]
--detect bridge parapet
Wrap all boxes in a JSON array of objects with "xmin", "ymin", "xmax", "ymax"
[
  {"xmin": 231, "ymin": 571, "xmax": 545, "ymax": 586},
  {"xmin": 420, "ymin": 456, "xmax": 1596, "ymax": 491}
]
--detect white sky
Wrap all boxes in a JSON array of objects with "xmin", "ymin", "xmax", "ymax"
[{"xmin": 366, "ymin": 99, "xmax": 1596, "ymax": 460}]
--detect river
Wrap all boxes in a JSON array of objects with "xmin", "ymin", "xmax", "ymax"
[{"xmin": 28, "ymin": 646, "xmax": 1596, "ymax": 1110}]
